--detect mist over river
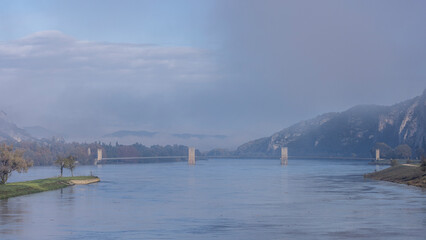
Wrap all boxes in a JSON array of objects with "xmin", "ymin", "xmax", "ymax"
[{"xmin": 1, "ymin": 159, "xmax": 426, "ymax": 239}]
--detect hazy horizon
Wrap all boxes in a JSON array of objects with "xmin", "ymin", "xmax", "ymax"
[{"xmin": 1, "ymin": 0, "xmax": 425, "ymax": 149}]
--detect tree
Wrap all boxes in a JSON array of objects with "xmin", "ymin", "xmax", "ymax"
[
  {"xmin": 65, "ymin": 155, "xmax": 77, "ymax": 177},
  {"xmin": 394, "ymin": 144, "xmax": 412, "ymax": 159},
  {"xmin": 55, "ymin": 156, "xmax": 67, "ymax": 177},
  {"xmin": 0, "ymin": 144, "xmax": 32, "ymax": 184}
]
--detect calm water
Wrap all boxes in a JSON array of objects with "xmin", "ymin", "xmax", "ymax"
[{"xmin": 1, "ymin": 159, "xmax": 426, "ymax": 239}]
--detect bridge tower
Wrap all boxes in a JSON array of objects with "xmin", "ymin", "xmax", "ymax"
[
  {"xmin": 188, "ymin": 147, "xmax": 195, "ymax": 165},
  {"xmin": 281, "ymin": 147, "xmax": 288, "ymax": 165},
  {"xmin": 375, "ymin": 149, "xmax": 380, "ymax": 161},
  {"xmin": 94, "ymin": 149, "xmax": 102, "ymax": 165}
]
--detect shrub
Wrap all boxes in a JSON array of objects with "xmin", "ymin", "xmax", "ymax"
[
  {"xmin": 390, "ymin": 159, "xmax": 399, "ymax": 167},
  {"xmin": 421, "ymin": 156, "xmax": 426, "ymax": 171}
]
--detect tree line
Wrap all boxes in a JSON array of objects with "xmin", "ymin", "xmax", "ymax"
[{"xmin": 5, "ymin": 139, "xmax": 191, "ymax": 166}]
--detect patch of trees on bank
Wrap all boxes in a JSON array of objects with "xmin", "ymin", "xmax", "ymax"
[
  {"xmin": 6, "ymin": 139, "xmax": 191, "ymax": 166},
  {"xmin": 370, "ymin": 142, "xmax": 415, "ymax": 159}
]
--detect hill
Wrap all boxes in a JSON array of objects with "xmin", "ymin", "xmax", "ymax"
[
  {"xmin": 0, "ymin": 111, "xmax": 33, "ymax": 142},
  {"xmin": 103, "ymin": 130, "xmax": 158, "ymax": 138},
  {"xmin": 236, "ymin": 90, "xmax": 426, "ymax": 158}
]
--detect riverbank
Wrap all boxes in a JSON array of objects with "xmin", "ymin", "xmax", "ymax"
[
  {"xmin": 364, "ymin": 164, "xmax": 426, "ymax": 188},
  {"xmin": 0, "ymin": 176, "xmax": 100, "ymax": 199}
]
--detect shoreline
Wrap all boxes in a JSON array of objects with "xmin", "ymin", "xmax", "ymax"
[
  {"xmin": 0, "ymin": 176, "xmax": 100, "ymax": 199},
  {"xmin": 364, "ymin": 164, "xmax": 426, "ymax": 188}
]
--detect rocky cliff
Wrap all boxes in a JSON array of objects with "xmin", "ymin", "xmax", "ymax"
[{"xmin": 236, "ymin": 90, "xmax": 426, "ymax": 158}]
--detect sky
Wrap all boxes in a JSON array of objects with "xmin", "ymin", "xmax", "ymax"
[{"xmin": 0, "ymin": 0, "xmax": 425, "ymax": 149}]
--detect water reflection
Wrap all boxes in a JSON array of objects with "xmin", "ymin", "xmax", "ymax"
[{"xmin": 0, "ymin": 198, "xmax": 27, "ymax": 236}]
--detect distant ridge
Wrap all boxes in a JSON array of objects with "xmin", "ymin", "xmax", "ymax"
[
  {"xmin": 236, "ymin": 89, "xmax": 426, "ymax": 158},
  {"xmin": 103, "ymin": 130, "xmax": 158, "ymax": 138},
  {"xmin": 103, "ymin": 130, "xmax": 227, "ymax": 140},
  {"xmin": 172, "ymin": 133, "xmax": 227, "ymax": 140}
]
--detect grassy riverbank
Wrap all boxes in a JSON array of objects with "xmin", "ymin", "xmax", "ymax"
[
  {"xmin": 0, "ymin": 176, "xmax": 100, "ymax": 199},
  {"xmin": 365, "ymin": 164, "xmax": 426, "ymax": 188}
]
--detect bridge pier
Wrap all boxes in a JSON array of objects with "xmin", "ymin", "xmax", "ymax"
[
  {"xmin": 95, "ymin": 148, "xmax": 102, "ymax": 165},
  {"xmin": 281, "ymin": 147, "xmax": 288, "ymax": 165},
  {"xmin": 375, "ymin": 149, "xmax": 380, "ymax": 161},
  {"xmin": 188, "ymin": 147, "xmax": 195, "ymax": 165}
]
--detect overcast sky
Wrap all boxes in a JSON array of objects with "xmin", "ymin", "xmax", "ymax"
[{"xmin": 0, "ymin": 0, "xmax": 425, "ymax": 149}]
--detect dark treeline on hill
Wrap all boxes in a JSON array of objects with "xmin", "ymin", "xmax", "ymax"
[{"xmin": 3, "ymin": 139, "xmax": 191, "ymax": 166}]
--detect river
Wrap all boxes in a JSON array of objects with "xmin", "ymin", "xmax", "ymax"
[{"xmin": 1, "ymin": 158, "xmax": 425, "ymax": 239}]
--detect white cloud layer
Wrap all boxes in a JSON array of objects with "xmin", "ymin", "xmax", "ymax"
[{"xmin": 0, "ymin": 31, "xmax": 219, "ymax": 142}]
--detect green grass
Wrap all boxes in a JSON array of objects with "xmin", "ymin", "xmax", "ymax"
[{"xmin": 0, "ymin": 176, "xmax": 99, "ymax": 199}]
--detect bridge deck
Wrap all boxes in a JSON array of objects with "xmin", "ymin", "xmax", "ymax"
[{"xmin": 98, "ymin": 155, "xmax": 376, "ymax": 161}]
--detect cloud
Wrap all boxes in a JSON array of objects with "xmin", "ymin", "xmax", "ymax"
[
  {"xmin": 0, "ymin": 31, "xmax": 218, "ymax": 137},
  {"xmin": 0, "ymin": 31, "xmax": 214, "ymax": 86}
]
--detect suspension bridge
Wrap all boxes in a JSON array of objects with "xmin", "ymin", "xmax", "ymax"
[{"xmin": 94, "ymin": 147, "xmax": 381, "ymax": 165}]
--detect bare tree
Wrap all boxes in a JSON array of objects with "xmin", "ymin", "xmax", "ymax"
[
  {"xmin": 65, "ymin": 155, "xmax": 77, "ymax": 177},
  {"xmin": 0, "ymin": 144, "xmax": 33, "ymax": 184},
  {"xmin": 55, "ymin": 156, "xmax": 67, "ymax": 177}
]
